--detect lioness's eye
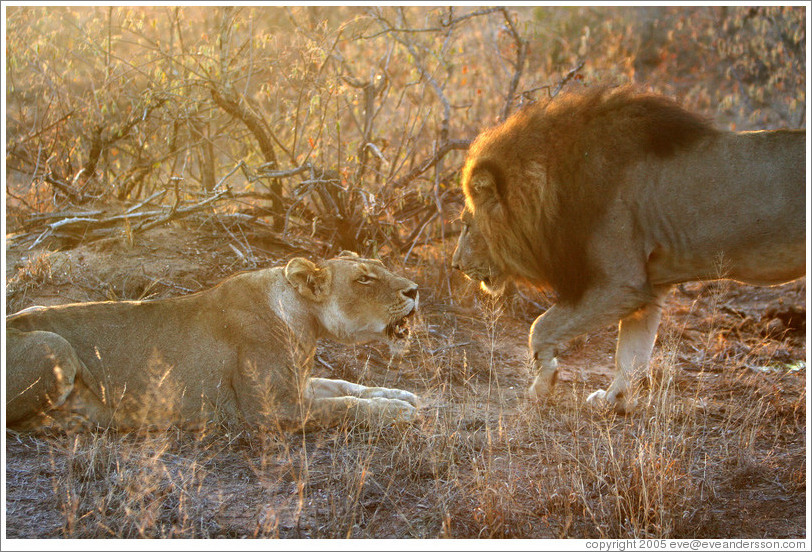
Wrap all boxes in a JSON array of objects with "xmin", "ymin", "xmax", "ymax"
[{"xmin": 357, "ymin": 274, "xmax": 375, "ymax": 285}]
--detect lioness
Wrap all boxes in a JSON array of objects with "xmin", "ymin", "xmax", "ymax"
[
  {"xmin": 6, "ymin": 253, "xmax": 420, "ymax": 430},
  {"xmin": 452, "ymin": 86, "xmax": 805, "ymax": 413}
]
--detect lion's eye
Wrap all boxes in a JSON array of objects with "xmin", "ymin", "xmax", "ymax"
[{"xmin": 356, "ymin": 274, "xmax": 376, "ymax": 285}]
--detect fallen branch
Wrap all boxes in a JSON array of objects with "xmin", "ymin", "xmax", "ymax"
[{"xmin": 11, "ymin": 187, "xmax": 236, "ymax": 248}]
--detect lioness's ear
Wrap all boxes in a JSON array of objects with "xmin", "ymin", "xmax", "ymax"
[
  {"xmin": 464, "ymin": 165, "xmax": 505, "ymax": 218},
  {"xmin": 285, "ymin": 258, "xmax": 332, "ymax": 302}
]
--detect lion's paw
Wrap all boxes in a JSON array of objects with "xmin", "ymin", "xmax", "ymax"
[
  {"xmin": 586, "ymin": 389, "xmax": 636, "ymax": 414},
  {"xmin": 586, "ymin": 389, "xmax": 608, "ymax": 406},
  {"xmin": 527, "ymin": 373, "xmax": 557, "ymax": 401},
  {"xmin": 367, "ymin": 397, "xmax": 418, "ymax": 425},
  {"xmin": 365, "ymin": 388, "xmax": 419, "ymax": 407},
  {"xmin": 384, "ymin": 389, "xmax": 419, "ymax": 407}
]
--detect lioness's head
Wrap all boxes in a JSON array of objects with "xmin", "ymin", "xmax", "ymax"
[
  {"xmin": 451, "ymin": 207, "xmax": 506, "ymax": 295},
  {"xmin": 285, "ymin": 252, "xmax": 418, "ymax": 351}
]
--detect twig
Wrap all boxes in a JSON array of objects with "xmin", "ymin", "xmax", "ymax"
[
  {"xmin": 550, "ymin": 60, "xmax": 586, "ymax": 98},
  {"xmin": 213, "ymin": 160, "xmax": 248, "ymax": 191},
  {"xmin": 498, "ymin": 7, "xmax": 529, "ymax": 120},
  {"xmin": 125, "ymin": 189, "xmax": 168, "ymax": 214},
  {"xmin": 392, "ymin": 139, "xmax": 470, "ymax": 189},
  {"xmin": 136, "ymin": 186, "xmax": 233, "ymax": 232},
  {"xmin": 44, "ymin": 173, "xmax": 90, "ymax": 203},
  {"xmin": 254, "ymin": 162, "xmax": 313, "ymax": 180},
  {"xmin": 361, "ymin": 7, "xmax": 502, "ymax": 39}
]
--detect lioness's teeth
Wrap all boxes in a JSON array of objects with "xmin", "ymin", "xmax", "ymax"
[{"xmin": 390, "ymin": 317, "xmax": 410, "ymax": 339}]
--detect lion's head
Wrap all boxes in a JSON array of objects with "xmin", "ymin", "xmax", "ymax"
[
  {"xmin": 284, "ymin": 252, "xmax": 418, "ymax": 351},
  {"xmin": 452, "ymin": 86, "xmax": 717, "ymax": 303},
  {"xmin": 451, "ymin": 207, "xmax": 506, "ymax": 295}
]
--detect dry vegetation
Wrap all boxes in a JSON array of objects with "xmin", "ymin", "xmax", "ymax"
[{"xmin": 4, "ymin": 5, "xmax": 807, "ymax": 540}]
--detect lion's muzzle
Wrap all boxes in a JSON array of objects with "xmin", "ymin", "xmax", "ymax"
[{"xmin": 386, "ymin": 285, "xmax": 418, "ymax": 340}]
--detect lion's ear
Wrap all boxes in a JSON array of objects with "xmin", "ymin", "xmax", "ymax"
[
  {"xmin": 285, "ymin": 258, "xmax": 332, "ymax": 302},
  {"xmin": 466, "ymin": 168, "xmax": 504, "ymax": 218}
]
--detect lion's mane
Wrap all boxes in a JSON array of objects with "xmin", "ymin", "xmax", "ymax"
[{"xmin": 462, "ymin": 86, "xmax": 720, "ymax": 303}]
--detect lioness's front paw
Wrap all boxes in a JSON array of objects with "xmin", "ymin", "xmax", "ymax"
[
  {"xmin": 367, "ymin": 397, "xmax": 418, "ymax": 425},
  {"xmin": 365, "ymin": 387, "xmax": 419, "ymax": 407},
  {"xmin": 385, "ymin": 389, "xmax": 419, "ymax": 407}
]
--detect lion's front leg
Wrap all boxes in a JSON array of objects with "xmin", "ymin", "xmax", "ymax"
[
  {"xmin": 528, "ymin": 284, "xmax": 652, "ymax": 408},
  {"xmin": 586, "ymin": 287, "xmax": 669, "ymax": 413},
  {"xmin": 306, "ymin": 377, "xmax": 419, "ymax": 406}
]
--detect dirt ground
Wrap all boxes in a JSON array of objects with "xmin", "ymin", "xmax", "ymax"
[{"xmin": 3, "ymin": 223, "xmax": 808, "ymax": 539}]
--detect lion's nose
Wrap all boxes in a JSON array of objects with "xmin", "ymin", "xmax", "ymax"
[
  {"xmin": 402, "ymin": 285, "xmax": 418, "ymax": 301},
  {"xmin": 450, "ymin": 248, "xmax": 462, "ymax": 272}
]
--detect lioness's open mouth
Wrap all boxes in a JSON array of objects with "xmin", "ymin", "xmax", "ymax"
[{"xmin": 386, "ymin": 307, "xmax": 416, "ymax": 340}]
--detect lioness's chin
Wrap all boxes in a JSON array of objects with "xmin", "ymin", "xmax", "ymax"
[{"xmin": 386, "ymin": 337, "xmax": 411, "ymax": 356}]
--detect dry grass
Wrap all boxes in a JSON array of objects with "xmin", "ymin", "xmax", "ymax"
[
  {"xmin": 11, "ymin": 352, "xmax": 802, "ymax": 539},
  {"xmin": 4, "ymin": 235, "xmax": 806, "ymax": 539}
]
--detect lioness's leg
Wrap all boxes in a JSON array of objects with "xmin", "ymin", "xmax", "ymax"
[
  {"xmin": 5, "ymin": 329, "xmax": 79, "ymax": 427},
  {"xmin": 306, "ymin": 377, "xmax": 419, "ymax": 406},
  {"xmin": 586, "ymin": 286, "xmax": 671, "ymax": 413},
  {"xmin": 528, "ymin": 284, "xmax": 652, "ymax": 402},
  {"xmin": 306, "ymin": 395, "xmax": 417, "ymax": 428}
]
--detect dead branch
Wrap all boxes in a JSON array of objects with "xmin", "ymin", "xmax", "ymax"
[
  {"xmin": 209, "ymin": 86, "xmax": 284, "ymax": 227},
  {"xmin": 210, "ymin": 87, "xmax": 278, "ymax": 168},
  {"xmin": 549, "ymin": 60, "xmax": 586, "ymax": 98},
  {"xmin": 10, "ymin": 187, "xmax": 236, "ymax": 248},
  {"xmin": 498, "ymin": 7, "xmax": 529, "ymax": 120},
  {"xmin": 45, "ymin": 173, "xmax": 98, "ymax": 204},
  {"xmin": 517, "ymin": 60, "xmax": 586, "ymax": 104},
  {"xmin": 391, "ymin": 139, "xmax": 470, "ymax": 189}
]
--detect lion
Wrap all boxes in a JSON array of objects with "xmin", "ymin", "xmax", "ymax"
[
  {"xmin": 6, "ymin": 252, "xmax": 420, "ymax": 430},
  {"xmin": 452, "ymin": 86, "xmax": 805, "ymax": 413}
]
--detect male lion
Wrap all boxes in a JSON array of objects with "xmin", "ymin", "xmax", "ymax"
[
  {"xmin": 452, "ymin": 86, "xmax": 805, "ymax": 413},
  {"xmin": 6, "ymin": 252, "xmax": 420, "ymax": 430}
]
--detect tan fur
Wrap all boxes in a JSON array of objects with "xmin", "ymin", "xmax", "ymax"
[
  {"xmin": 6, "ymin": 253, "xmax": 420, "ymax": 430},
  {"xmin": 453, "ymin": 87, "xmax": 805, "ymax": 413}
]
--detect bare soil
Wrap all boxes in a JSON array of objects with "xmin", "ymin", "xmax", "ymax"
[{"xmin": 4, "ymin": 223, "xmax": 807, "ymax": 539}]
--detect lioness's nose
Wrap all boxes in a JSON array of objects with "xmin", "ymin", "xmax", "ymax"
[{"xmin": 402, "ymin": 284, "xmax": 418, "ymax": 301}]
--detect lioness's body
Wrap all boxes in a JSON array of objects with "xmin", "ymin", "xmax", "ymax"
[
  {"xmin": 453, "ymin": 87, "xmax": 805, "ymax": 413},
  {"xmin": 6, "ymin": 254, "xmax": 420, "ymax": 429}
]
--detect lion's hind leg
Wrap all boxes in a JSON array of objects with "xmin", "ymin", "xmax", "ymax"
[{"xmin": 5, "ymin": 328, "xmax": 80, "ymax": 428}]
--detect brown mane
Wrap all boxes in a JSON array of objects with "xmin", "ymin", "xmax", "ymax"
[{"xmin": 462, "ymin": 85, "xmax": 720, "ymax": 303}]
